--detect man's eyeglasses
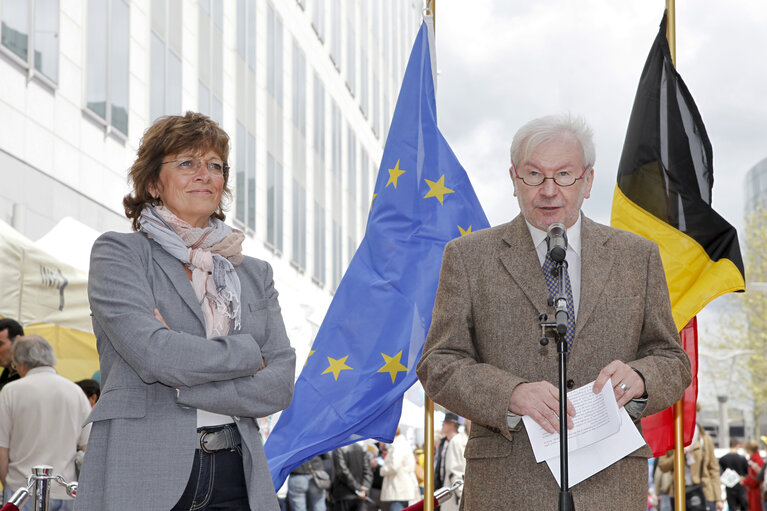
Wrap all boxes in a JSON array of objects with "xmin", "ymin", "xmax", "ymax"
[
  {"xmin": 162, "ymin": 156, "xmax": 229, "ymax": 177},
  {"xmin": 512, "ymin": 163, "xmax": 591, "ymax": 187}
]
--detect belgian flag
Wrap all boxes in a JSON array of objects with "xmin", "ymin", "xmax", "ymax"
[{"xmin": 611, "ymin": 12, "xmax": 745, "ymax": 455}]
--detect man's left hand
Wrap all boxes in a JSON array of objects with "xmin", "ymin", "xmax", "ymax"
[{"xmin": 592, "ymin": 360, "xmax": 645, "ymax": 408}]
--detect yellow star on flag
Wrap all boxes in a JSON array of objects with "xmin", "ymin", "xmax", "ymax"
[
  {"xmin": 423, "ymin": 175, "xmax": 455, "ymax": 205},
  {"xmin": 458, "ymin": 225, "xmax": 472, "ymax": 236},
  {"xmin": 386, "ymin": 159, "xmax": 407, "ymax": 189},
  {"xmin": 322, "ymin": 355, "xmax": 353, "ymax": 381},
  {"xmin": 304, "ymin": 349, "xmax": 316, "ymax": 366},
  {"xmin": 377, "ymin": 351, "xmax": 408, "ymax": 383},
  {"xmin": 370, "ymin": 193, "xmax": 378, "ymax": 211}
]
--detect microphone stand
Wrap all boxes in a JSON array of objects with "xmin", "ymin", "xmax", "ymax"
[{"xmin": 539, "ymin": 256, "xmax": 575, "ymax": 511}]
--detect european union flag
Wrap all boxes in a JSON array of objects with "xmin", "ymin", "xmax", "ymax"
[{"xmin": 264, "ymin": 21, "xmax": 489, "ymax": 489}]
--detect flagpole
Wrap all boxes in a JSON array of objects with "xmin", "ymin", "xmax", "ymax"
[
  {"xmin": 665, "ymin": 2, "xmax": 686, "ymax": 510},
  {"xmin": 423, "ymin": 2, "xmax": 436, "ymax": 510}
]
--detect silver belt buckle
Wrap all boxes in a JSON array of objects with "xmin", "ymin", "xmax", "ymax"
[{"xmin": 199, "ymin": 429, "xmax": 221, "ymax": 453}]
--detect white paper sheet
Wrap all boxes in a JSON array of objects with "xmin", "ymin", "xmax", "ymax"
[
  {"xmin": 545, "ymin": 405, "xmax": 647, "ymax": 488},
  {"xmin": 521, "ymin": 379, "xmax": 647, "ymax": 488},
  {"xmin": 522, "ymin": 379, "xmax": 620, "ymax": 463}
]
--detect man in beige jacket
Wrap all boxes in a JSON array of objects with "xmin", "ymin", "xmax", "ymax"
[{"xmin": 417, "ymin": 114, "xmax": 691, "ymax": 510}]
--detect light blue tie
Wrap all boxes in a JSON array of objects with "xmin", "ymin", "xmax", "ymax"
[{"xmin": 542, "ymin": 253, "xmax": 575, "ymax": 350}]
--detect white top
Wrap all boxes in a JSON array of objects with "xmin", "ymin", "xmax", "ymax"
[
  {"xmin": 0, "ymin": 366, "xmax": 92, "ymax": 499},
  {"xmin": 525, "ymin": 214, "xmax": 583, "ymax": 318}
]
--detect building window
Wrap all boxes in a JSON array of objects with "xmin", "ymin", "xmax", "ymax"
[
  {"xmin": 292, "ymin": 180, "xmax": 307, "ymax": 269},
  {"xmin": 235, "ymin": 0, "xmax": 257, "ymax": 232},
  {"xmin": 150, "ymin": 0, "xmax": 182, "ymax": 121},
  {"xmin": 86, "ymin": 0, "xmax": 129, "ymax": 135},
  {"xmin": 372, "ymin": 72, "xmax": 380, "ymax": 138},
  {"xmin": 312, "ymin": 73, "xmax": 326, "ymax": 285},
  {"xmin": 346, "ymin": 125, "xmax": 357, "ymax": 241},
  {"xmin": 236, "ymin": 122, "xmax": 256, "ymax": 231},
  {"xmin": 313, "ymin": 201, "xmax": 325, "ymax": 285},
  {"xmin": 1, "ymin": 0, "xmax": 59, "ymax": 84},
  {"xmin": 345, "ymin": 6, "xmax": 355, "ymax": 95},
  {"xmin": 359, "ymin": 47, "xmax": 368, "ymax": 118},
  {"xmin": 267, "ymin": 4, "xmax": 283, "ymax": 108},
  {"xmin": 331, "ymin": 102, "xmax": 342, "ymax": 180},
  {"xmin": 360, "ymin": 147, "xmax": 370, "ymax": 220},
  {"xmin": 291, "ymin": 40, "xmax": 307, "ymax": 269},
  {"xmin": 311, "ymin": 0, "xmax": 324, "ymax": 41},
  {"xmin": 329, "ymin": 0, "xmax": 340, "ymax": 69},
  {"xmin": 199, "ymin": 0, "xmax": 223, "ymax": 125},
  {"xmin": 267, "ymin": 153, "xmax": 284, "ymax": 252},
  {"xmin": 266, "ymin": 4, "xmax": 284, "ymax": 253},
  {"xmin": 237, "ymin": 0, "xmax": 256, "ymax": 70},
  {"xmin": 332, "ymin": 219, "xmax": 342, "ymax": 290}
]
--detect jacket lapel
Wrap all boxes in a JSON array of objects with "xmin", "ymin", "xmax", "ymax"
[
  {"xmin": 498, "ymin": 216, "xmax": 550, "ymax": 313},
  {"xmin": 575, "ymin": 216, "xmax": 615, "ymax": 338},
  {"xmin": 148, "ymin": 235, "xmax": 206, "ymax": 327}
]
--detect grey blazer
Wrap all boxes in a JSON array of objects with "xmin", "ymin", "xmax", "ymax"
[
  {"xmin": 416, "ymin": 214, "xmax": 691, "ymax": 510},
  {"xmin": 75, "ymin": 231, "xmax": 296, "ymax": 511}
]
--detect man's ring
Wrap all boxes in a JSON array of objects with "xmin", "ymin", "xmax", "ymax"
[{"xmin": 619, "ymin": 383, "xmax": 628, "ymax": 392}]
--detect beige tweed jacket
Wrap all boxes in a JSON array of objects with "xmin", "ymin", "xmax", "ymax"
[{"xmin": 416, "ymin": 214, "xmax": 691, "ymax": 510}]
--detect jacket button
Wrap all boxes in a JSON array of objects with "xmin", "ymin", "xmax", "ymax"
[{"xmin": 567, "ymin": 379, "xmax": 575, "ymax": 389}]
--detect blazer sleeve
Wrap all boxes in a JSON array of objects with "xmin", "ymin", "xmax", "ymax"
[
  {"xmin": 626, "ymin": 243, "xmax": 692, "ymax": 416},
  {"xmin": 89, "ymin": 232, "xmax": 264, "ymax": 388},
  {"xmin": 416, "ymin": 240, "xmax": 521, "ymax": 438},
  {"xmin": 175, "ymin": 261, "xmax": 296, "ymax": 418}
]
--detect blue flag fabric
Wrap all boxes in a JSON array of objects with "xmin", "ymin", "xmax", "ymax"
[{"xmin": 264, "ymin": 21, "xmax": 489, "ymax": 489}]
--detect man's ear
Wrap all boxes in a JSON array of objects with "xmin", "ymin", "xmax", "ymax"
[{"xmin": 510, "ymin": 167, "xmax": 518, "ymax": 197}]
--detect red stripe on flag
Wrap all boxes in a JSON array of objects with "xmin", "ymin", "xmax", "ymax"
[{"xmin": 640, "ymin": 317, "xmax": 698, "ymax": 456}]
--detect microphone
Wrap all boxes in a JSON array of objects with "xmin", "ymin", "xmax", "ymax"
[
  {"xmin": 546, "ymin": 223, "xmax": 567, "ymax": 263},
  {"xmin": 546, "ymin": 223, "xmax": 569, "ymax": 335}
]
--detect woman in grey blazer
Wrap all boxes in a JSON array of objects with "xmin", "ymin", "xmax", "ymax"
[{"xmin": 76, "ymin": 112, "xmax": 296, "ymax": 511}]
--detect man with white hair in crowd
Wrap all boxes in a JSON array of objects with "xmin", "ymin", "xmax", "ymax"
[{"xmin": 0, "ymin": 335, "xmax": 92, "ymax": 510}]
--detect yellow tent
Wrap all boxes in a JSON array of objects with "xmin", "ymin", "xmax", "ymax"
[{"xmin": 0, "ymin": 220, "xmax": 98, "ymax": 381}]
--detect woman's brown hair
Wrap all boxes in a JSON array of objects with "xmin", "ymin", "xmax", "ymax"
[{"xmin": 123, "ymin": 111, "xmax": 231, "ymax": 231}]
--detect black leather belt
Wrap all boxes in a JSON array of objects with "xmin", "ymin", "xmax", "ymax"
[{"xmin": 197, "ymin": 424, "xmax": 241, "ymax": 453}]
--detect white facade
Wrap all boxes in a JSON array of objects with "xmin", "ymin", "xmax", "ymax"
[{"xmin": 0, "ymin": 0, "xmax": 423, "ymax": 365}]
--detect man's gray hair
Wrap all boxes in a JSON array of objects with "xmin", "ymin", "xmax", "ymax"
[
  {"xmin": 11, "ymin": 334, "xmax": 56, "ymax": 370},
  {"xmin": 510, "ymin": 113, "xmax": 596, "ymax": 170}
]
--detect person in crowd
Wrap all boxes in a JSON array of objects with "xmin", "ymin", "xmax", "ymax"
[
  {"xmin": 379, "ymin": 429, "xmax": 420, "ymax": 511},
  {"xmin": 658, "ymin": 420, "xmax": 722, "ymax": 511},
  {"xmin": 433, "ymin": 429, "xmax": 446, "ymax": 490},
  {"xmin": 75, "ymin": 379, "xmax": 100, "ymax": 407},
  {"xmin": 75, "ymin": 112, "xmax": 296, "ymax": 511},
  {"xmin": 652, "ymin": 457, "xmax": 673, "ymax": 511},
  {"xmin": 364, "ymin": 442, "xmax": 385, "ymax": 511},
  {"xmin": 719, "ymin": 438, "xmax": 749, "ymax": 511},
  {"xmin": 741, "ymin": 439, "xmax": 764, "ymax": 511},
  {"xmin": 332, "ymin": 443, "xmax": 373, "ymax": 511},
  {"xmin": 0, "ymin": 318, "xmax": 24, "ymax": 392},
  {"xmin": 413, "ymin": 447, "xmax": 425, "ymax": 495},
  {"xmin": 416, "ymin": 113, "xmax": 691, "ymax": 510},
  {"xmin": 439, "ymin": 413, "xmax": 467, "ymax": 511},
  {"xmin": 287, "ymin": 454, "xmax": 332, "ymax": 511},
  {"xmin": 0, "ymin": 335, "xmax": 92, "ymax": 511}
]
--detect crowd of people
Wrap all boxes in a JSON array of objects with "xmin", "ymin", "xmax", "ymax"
[
  {"xmin": 650, "ymin": 426, "xmax": 767, "ymax": 511},
  {"xmin": 281, "ymin": 414, "xmax": 469, "ymax": 511}
]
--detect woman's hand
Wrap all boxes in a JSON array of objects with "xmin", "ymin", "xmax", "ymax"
[{"xmin": 154, "ymin": 308, "xmax": 169, "ymax": 328}]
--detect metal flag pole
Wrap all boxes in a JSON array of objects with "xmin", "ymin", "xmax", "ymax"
[
  {"xmin": 423, "ymin": 0, "xmax": 437, "ymax": 511},
  {"xmin": 665, "ymin": 2, "xmax": 687, "ymax": 510},
  {"xmin": 422, "ymin": 4, "xmax": 436, "ymax": 511}
]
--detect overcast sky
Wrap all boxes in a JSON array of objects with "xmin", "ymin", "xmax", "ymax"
[{"xmin": 433, "ymin": 0, "xmax": 767, "ymax": 236}]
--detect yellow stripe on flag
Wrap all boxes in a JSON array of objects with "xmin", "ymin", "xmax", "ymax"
[{"xmin": 611, "ymin": 186, "xmax": 745, "ymax": 331}]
